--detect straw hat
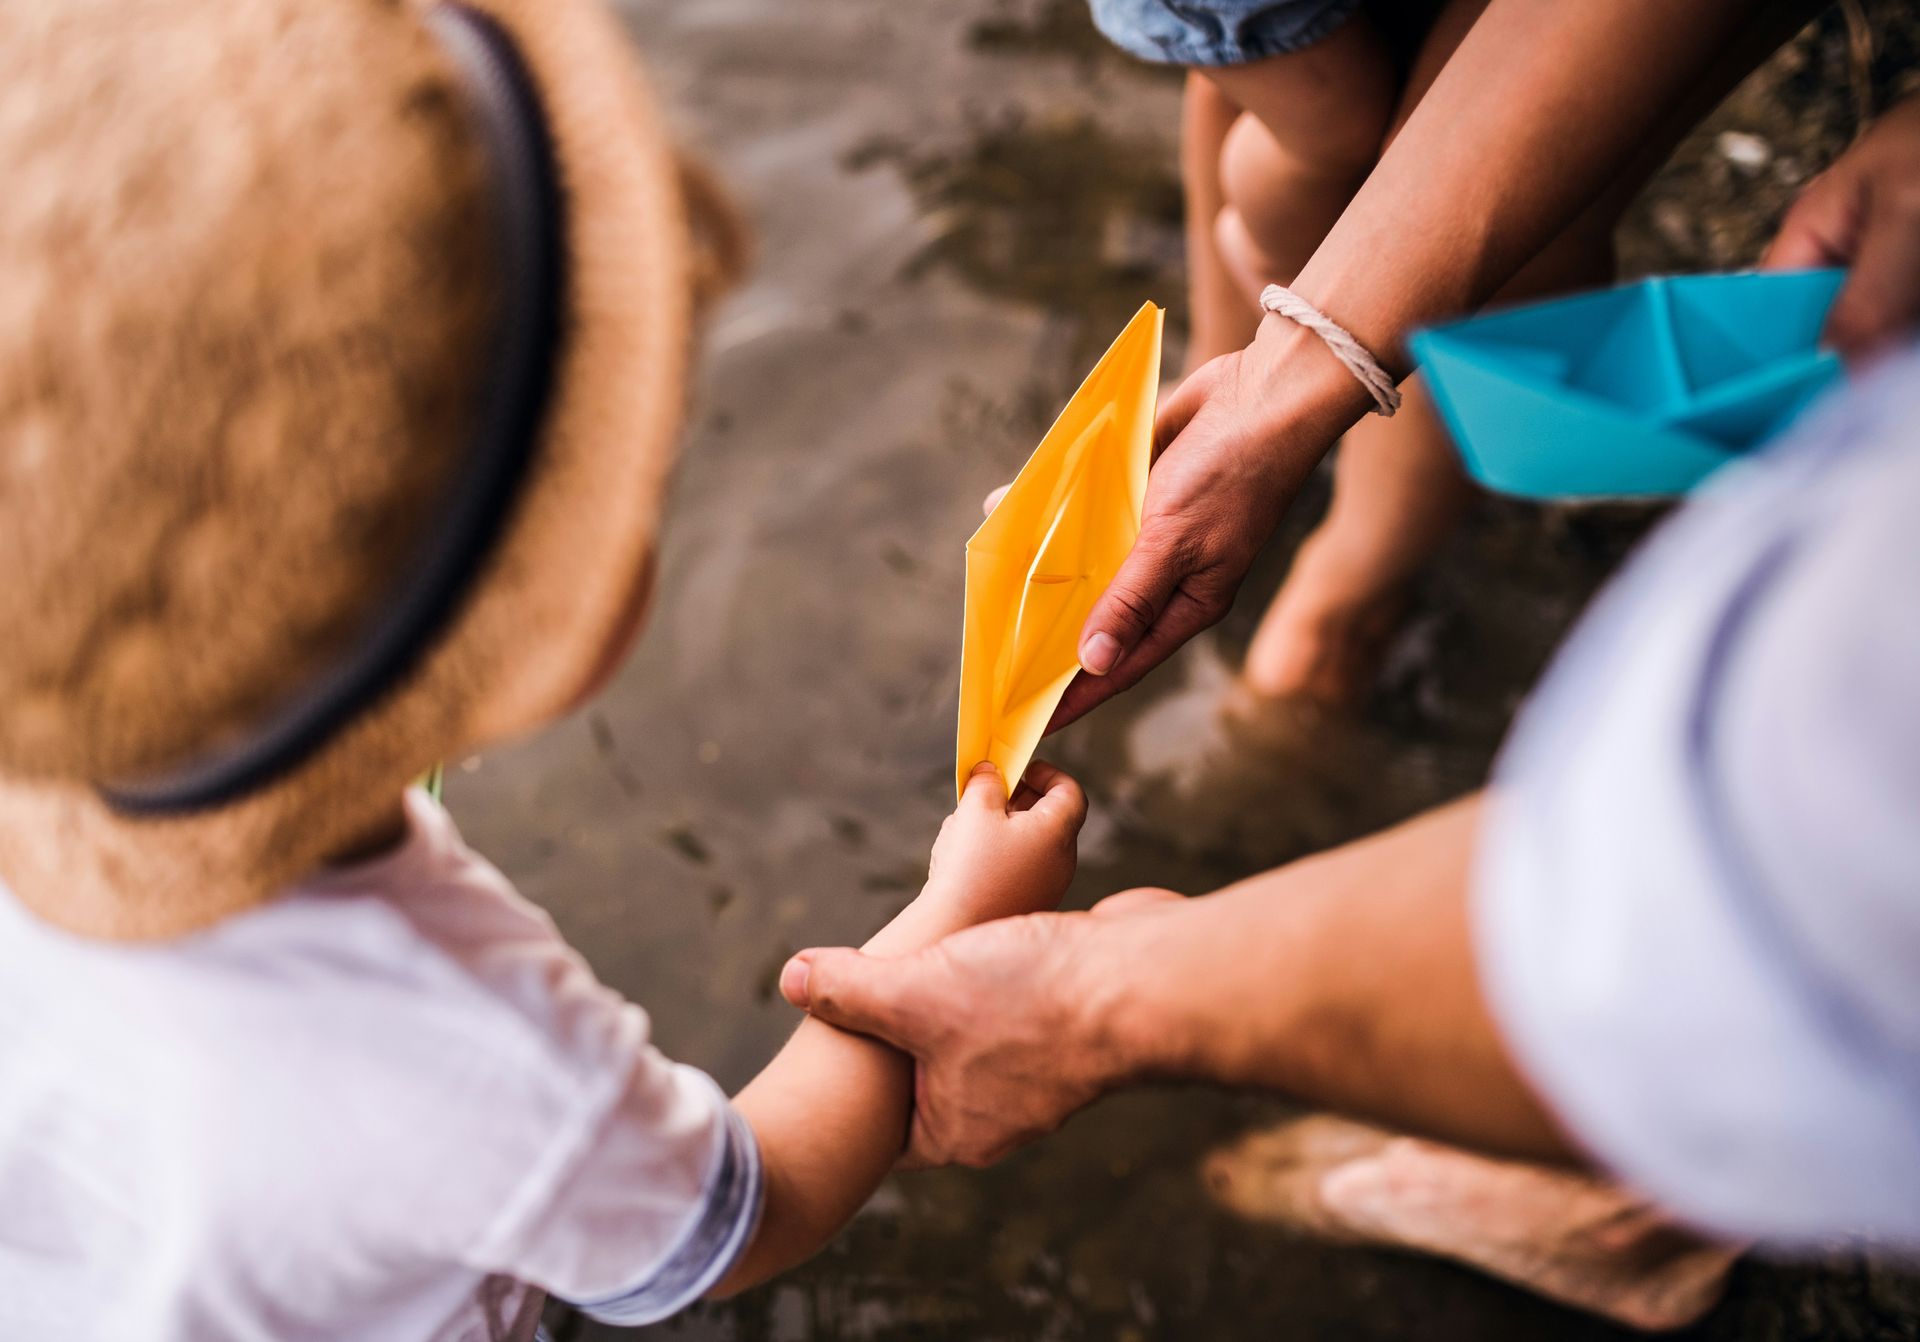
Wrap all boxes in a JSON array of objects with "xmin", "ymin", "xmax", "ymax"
[{"xmin": 0, "ymin": 0, "xmax": 716, "ymax": 938}]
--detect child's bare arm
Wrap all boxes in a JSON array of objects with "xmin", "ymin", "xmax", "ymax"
[{"xmin": 709, "ymin": 761, "xmax": 1086, "ymax": 1295}]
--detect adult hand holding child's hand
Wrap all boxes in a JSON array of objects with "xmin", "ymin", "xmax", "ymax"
[{"xmin": 780, "ymin": 883, "xmax": 1185, "ymax": 1169}]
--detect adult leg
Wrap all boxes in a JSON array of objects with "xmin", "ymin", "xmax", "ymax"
[
  {"xmin": 1203, "ymin": 17, "xmax": 1398, "ymax": 299},
  {"xmin": 1180, "ymin": 75, "xmax": 1262, "ymax": 376},
  {"xmin": 1206, "ymin": 1117, "xmax": 1742, "ymax": 1331},
  {"xmin": 1180, "ymin": 16, "xmax": 1398, "ymax": 375}
]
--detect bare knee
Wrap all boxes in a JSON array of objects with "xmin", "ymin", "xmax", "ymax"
[
  {"xmin": 1206, "ymin": 18, "xmax": 1398, "ymax": 176},
  {"xmin": 1214, "ymin": 113, "xmax": 1366, "ymax": 288},
  {"xmin": 1201, "ymin": 24, "xmax": 1400, "ymax": 298},
  {"xmin": 1217, "ymin": 88, "xmax": 1379, "ymax": 198},
  {"xmin": 1214, "ymin": 203, "xmax": 1276, "ymax": 298}
]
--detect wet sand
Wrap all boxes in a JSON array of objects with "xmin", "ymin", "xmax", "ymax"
[{"xmin": 440, "ymin": 2, "xmax": 1920, "ymax": 1337}]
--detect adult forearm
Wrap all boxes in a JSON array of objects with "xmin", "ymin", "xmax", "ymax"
[
  {"xmin": 1093, "ymin": 798, "xmax": 1574, "ymax": 1162},
  {"xmin": 1291, "ymin": 0, "xmax": 1772, "ymax": 370},
  {"xmin": 1073, "ymin": 0, "xmax": 1803, "ymax": 723}
]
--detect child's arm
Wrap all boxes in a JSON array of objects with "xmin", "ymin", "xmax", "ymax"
[{"xmin": 710, "ymin": 760, "xmax": 1086, "ymax": 1295}]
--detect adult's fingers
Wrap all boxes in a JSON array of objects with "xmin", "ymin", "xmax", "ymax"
[
  {"xmin": 1074, "ymin": 523, "xmax": 1188, "ymax": 678},
  {"xmin": 894, "ymin": 1134, "xmax": 941, "ymax": 1173},
  {"xmin": 1824, "ymin": 183, "xmax": 1920, "ymax": 360},
  {"xmin": 904, "ymin": 1111, "xmax": 956, "ymax": 1170},
  {"xmin": 779, "ymin": 947, "xmax": 926, "ymax": 1051},
  {"xmin": 982, "ymin": 483, "xmax": 1011, "ymax": 517},
  {"xmin": 1764, "ymin": 158, "xmax": 1920, "ymax": 361},
  {"xmin": 1153, "ymin": 357, "xmax": 1220, "ymax": 455},
  {"xmin": 1050, "ymin": 577, "xmax": 1226, "ymax": 731},
  {"xmin": 1763, "ymin": 168, "xmax": 1858, "ymax": 271}
]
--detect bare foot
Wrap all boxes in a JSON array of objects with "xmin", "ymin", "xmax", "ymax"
[
  {"xmin": 1206, "ymin": 1117, "xmax": 1741, "ymax": 1332},
  {"xmin": 1102, "ymin": 637, "xmax": 1468, "ymax": 868},
  {"xmin": 1242, "ymin": 533, "xmax": 1409, "ymax": 706},
  {"xmin": 1204, "ymin": 1114, "xmax": 1397, "ymax": 1240}
]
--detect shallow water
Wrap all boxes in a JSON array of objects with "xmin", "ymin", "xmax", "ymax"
[{"xmin": 443, "ymin": 2, "xmax": 1918, "ymax": 1336}]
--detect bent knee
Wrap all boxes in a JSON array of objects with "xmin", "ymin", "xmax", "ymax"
[
  {"xmin": 1219, "ymin": 110, "xmax": 1373, "ymax": 214},
  {"xmin": 1212, "ymin": 38, "xmax": 1394, "ymax": 181},
  {"xmin": 1214, "ymin": 118, "xmax": 1373, "ymax": 286},
  {"xmin": 1214, "ymin": 204, "xmax": 1278, "ymax": 297}
]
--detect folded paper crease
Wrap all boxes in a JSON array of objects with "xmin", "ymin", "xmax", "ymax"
[
  {"xmin": 1410, "ymin": 269, "xmax": 1844, "ymax": 500},
  {"xmin": 956, "ymin": 303, "xmax": 1162, "ymax": 798}
]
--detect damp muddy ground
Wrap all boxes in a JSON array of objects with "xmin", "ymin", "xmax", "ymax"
[{"xmin": 442, "ymin": 2, "xmax": 1920, "ymax": 1337}]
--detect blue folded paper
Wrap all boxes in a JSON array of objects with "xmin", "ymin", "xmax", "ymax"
[{"xmin": 1410, "ymin": 269, "xmax": 1845, "ymax": 500}]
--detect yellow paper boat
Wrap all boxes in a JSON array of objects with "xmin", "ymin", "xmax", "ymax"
[{"xmin": 956, "ymin": 302, "xmax": 1163, "ymax": 798}]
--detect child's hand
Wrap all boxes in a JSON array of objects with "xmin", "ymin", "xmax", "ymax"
[{"xmin": 923, "ymin": 761, "xmax": 1086, "ymax": 924}]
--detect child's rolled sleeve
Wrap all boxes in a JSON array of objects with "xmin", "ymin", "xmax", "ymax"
[
  {"xmin": 564, "ymin": 1094, "xmax": 763, "ymax": 1325},
  {"xmin": 481, "ymin": 1051, "xmax": 764, "ymax": 1326}
]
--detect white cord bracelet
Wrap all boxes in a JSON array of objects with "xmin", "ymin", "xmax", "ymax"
[{"xmin": 1259, "ymin": 284, "xmax": 1401, "ymax": 417}]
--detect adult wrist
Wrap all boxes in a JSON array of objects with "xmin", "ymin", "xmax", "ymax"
[
  {"xmin": 1247, "ymin": 311, "xmax": 1383, "ymax": 439},
  {"xmin": 1071, "ymin": 885, "xmax": 1329, "ymax": 1095},
  {"xmin": 1067, "ymin": 906, "xmax": 1214, "ymax": 1089}
]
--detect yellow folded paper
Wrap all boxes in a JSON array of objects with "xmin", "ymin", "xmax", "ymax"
[{"xmin": 956, "ymin": 301, "xmax": 1163, "ymax": 798}]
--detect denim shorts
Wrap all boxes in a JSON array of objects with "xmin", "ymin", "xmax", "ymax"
[{"xmin": 1089, "ymin": 0, "xmax": 1364, "ymax": 66}]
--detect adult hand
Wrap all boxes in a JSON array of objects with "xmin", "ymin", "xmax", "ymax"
[
  {"xmin": 1766, "ymin": 92, "xmax": 1920, "ymax": 362},
  {"xmin": 777, "ymin": 888, "xmax": 1185, "ymax": 1167},
  {"xmin": 1045, "ymin": 323, "xmax": 1373, "ymax": 731}
]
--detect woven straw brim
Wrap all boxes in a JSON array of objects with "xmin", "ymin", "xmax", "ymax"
[{"xmin": 0, "ymin": 0, "xmax": 692, "ymax": 939}]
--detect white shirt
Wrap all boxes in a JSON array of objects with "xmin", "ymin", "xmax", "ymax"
[
  {"xmin": 0, "ymin": 789, "xmax": 762, "ymax": 1341},
  {"xmin": 1475, "ymin": 344, "xmax": 1920, "ymax": 1246}
]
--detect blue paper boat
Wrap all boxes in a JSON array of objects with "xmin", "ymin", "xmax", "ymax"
[{"xmin": 1409, "ymin": 269, "xmax": 1845, "ymax": 499}]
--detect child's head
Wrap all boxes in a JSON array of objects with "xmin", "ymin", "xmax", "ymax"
[{"xmin": 0, "ymin": 0, "xmax": 725, "ymax": 938}]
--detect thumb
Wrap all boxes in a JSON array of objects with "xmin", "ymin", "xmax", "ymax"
[
  {"xmin": 1822, "ymin": 184, "xmax": 1920, "ymax": 361},
  {"xmin": 779, "ymin": 947, "xmax": 924, "ymax": 1048},
  {"xmin": 1154, "ymin": 357, "xmax": 1219, "ymax": 456},
  {"xmin": 1076, "ymin": 526, "xmax": 1182, "ymax": 676},
  {"xmin": 1764, "ymin": 168, "xmax": 1859, "ymax": 272},
  {"xmin": 959, "ymin": 760, "xmax": 1010, "ymax": 814}
]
